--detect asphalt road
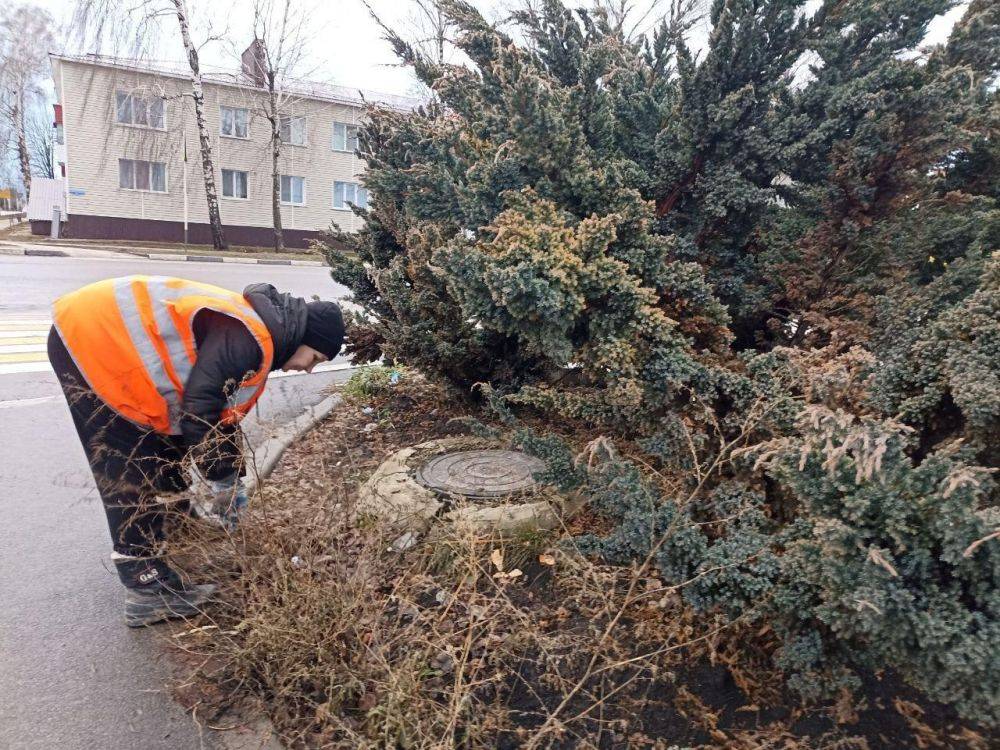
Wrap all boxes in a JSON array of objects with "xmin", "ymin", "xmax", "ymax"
[
  {"xmin": 0, "ymin": 253, "xmax": 345, "ymax": 318},
  {"xmin": 0, "ymin": 254, "xmax": 351, "ymax": 748}
]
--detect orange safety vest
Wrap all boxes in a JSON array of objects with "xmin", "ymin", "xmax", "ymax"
[{"xmin": 53, "ymin": 275, "xmax": 275, "ymax": 435}]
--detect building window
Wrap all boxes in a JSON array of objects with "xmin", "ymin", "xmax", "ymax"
[
  {"xmin": 280, "ymin": 175, "xmax": 305, "ymax": 205},
  {"xmin": 222, "ymin": 168, "xmax": 248, "ymax": 199},
  {"xmin": 115, "ymin": 91, "xmax": 165, "ymax": 129},
  {"xmin": 333, "ymin": 181, "xmax": 367, "ymax": 209},
  {"xmin": 220, "ymin": 106, "xmax": 248, "ymax": 138},
  {"xmin": 332, "ymin": 122, "xmax": 358, "ymax": 152},
  {"xmin": 119, "ymin": 158, "xmax": 167, "ymax": 192},
  {"xmin": 279, "ymin": 115, "xmax": 306, "ymax": 146}
]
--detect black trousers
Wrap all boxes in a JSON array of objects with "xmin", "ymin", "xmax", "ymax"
[{"xmin": 48, "ymin": 327, "xmax": 190, "ymax": 557}]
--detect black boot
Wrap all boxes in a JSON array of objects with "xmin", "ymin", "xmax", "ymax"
[{"xmin": 112, "ymin": 554, "xmax": 217, "ymax": 628}]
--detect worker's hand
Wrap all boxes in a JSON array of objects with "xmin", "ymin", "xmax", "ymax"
[{"xmin": 206, "ymin": 474, "xmax": 248, "ymax": 530}]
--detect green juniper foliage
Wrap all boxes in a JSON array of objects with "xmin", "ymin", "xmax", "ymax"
[
  {"xmin": 320, "ymin": 0, "xmax": 1000, "ymax": 726},
  {"xmin": 757, "ymin": 408, "xmax": 1000, "ymax": 722}
]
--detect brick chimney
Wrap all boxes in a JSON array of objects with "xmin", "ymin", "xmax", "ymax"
[{"xmin": 241, "ymin": 38, "xmax": 267, "ymax": 87}]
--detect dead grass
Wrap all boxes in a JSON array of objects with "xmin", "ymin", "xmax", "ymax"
[
  {"xmin": 159, "ymin": 374, "xmax": 993, "ymax": 749},
  {"xmin": 0, "ymin": 220, "xmax": 30, "ymax": 240}
]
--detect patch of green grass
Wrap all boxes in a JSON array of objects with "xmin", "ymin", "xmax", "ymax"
[{"xmin": 343, "ymin": 365, "xmax": 408, "ymax": 400}]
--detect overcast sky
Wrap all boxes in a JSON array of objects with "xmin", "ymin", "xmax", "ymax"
[
  {"xmin": 34, "ymin": 0, "xmax": 970, "ymax": 100},
  {"xmin": 40, "ymin": 0, "xmax": 487, "ymax": 97}
]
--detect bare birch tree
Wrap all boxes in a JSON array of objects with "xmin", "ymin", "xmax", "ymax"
[
  {"xmin": 74, "ymin": 0, "xmax": 229, "ymax": 249},
  {"xmin": 497, "ymin": 0, "xmax": 682, "ymax": 43},
  {"xmin": 404, "ymin": 0, "xmax": 456, "ymax": 65},
  {"xmin": 591, "ymin": 1, "xmax": 675, "ymax": 40},
  {"xmin": 365, "ymin": 0, "xmax": 457, "ymax": 68},
  {"xmin": 169, "ymin": 0, "xmax": 226, "ymax": 248},
  {"xmin": 26, "ymin": 101, "xmax": 54, "ymax": 178},
  {"xmin": 243, "ymin": 0, "xmax": 314, "ymax": 252},
  {"xmin": 0, "ymin": 5, "xmax": 56, "ymax": 201},
  {"xmin": 0, "ymin": 120, "xmax": 19, "ymax": 204}
]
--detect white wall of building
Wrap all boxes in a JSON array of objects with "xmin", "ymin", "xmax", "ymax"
[{"xmin": 52, "ymin": 56, "xmax": 383, "ymax": 236}]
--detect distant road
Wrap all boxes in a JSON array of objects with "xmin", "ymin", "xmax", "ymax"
[{"xmin": 0, "ymin": 252, "xmax": 347, "ymax": 319}]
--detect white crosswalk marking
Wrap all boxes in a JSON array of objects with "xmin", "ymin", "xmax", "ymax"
[
  {"xmin": 0, "ymin": 317, "xmax": 51, "ymax": 374},
  {"xmin": 0, "ymin": 331, "xmax": 48, "ymax": 339}
]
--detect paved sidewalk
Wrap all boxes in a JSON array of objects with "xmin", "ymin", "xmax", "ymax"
[
  {"xmin": 0, "ymin": 240, "xmax": 124, "ymax": 259},
  {"xmin": 0, "ymin": 240, "xmax": 325, "ymax": 267}
]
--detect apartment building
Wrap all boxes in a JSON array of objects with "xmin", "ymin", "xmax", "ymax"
[{"xmin": 46, "ymin": 44, "xmax": 417, "ymax": 248}]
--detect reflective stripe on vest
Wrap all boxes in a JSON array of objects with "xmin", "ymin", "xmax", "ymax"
[
  {"xmin": 54, "ymin": 276, "xmax": 274, "ymax": 435},
  {"xmin": 113, "ymin": 278, "xmax": 191, "ymax": 432}
]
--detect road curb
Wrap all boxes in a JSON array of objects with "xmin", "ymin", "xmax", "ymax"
[
  {"xmin": 0, "ymin": 245, "xmax": 71, "ymax": 257},
  {"xmin": 0, "ymin": 242, "xmax": 323, "ymax": 266},
  {"xmin": 246, "ymin": 391, "xmax": 344, "ymax": 492},
  {"xmin": 136, "ymin": 251, "xmax": 323, "ymax": 267}
]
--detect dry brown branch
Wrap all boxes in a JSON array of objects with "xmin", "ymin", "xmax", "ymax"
[{"xmin": 522, "ymin": 396, "xmax": 780, "ymax": 749}]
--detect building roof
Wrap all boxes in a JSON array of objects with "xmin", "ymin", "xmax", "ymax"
[{"xmin": 50, "ymin": 52, "xmax": 422, "ymax": 112}]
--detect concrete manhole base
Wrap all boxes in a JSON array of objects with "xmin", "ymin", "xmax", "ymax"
[{"xmin": 356, "ymin": 438, "xmax": 580, "ymax": 535}]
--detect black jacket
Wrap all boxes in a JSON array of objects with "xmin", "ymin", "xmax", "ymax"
[{"xmin": 180, "ymin": 283, "xmax": 309, "ymax": 480}]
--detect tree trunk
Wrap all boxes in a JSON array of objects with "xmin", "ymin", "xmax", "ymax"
[
  {"xmin": 267, "ymin": 81, "xmax": 285, "ymax": 252},
  {"xmin": 171, "ymin": 0, "xmax": 227, "ymax": 250},
  {"xmin": 655, "ymin": 153, "xmax": 704, "ymax": 218},
  {"xmin": 436, "ymin": 8, "xmax": 445, "ymax": 64},
  {"xmin": 14, "ymin": 94, "xmax": 31, "ymax": 201}
]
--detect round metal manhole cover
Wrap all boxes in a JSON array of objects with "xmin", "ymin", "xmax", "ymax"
[{"xmin": 416, "ymin": 450, "xmax": 546, "ymax": 499}]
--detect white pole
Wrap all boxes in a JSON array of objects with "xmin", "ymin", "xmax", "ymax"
[{"xmin": 183, "ymin": 124, "xmax": 189, "ymax": 245}]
